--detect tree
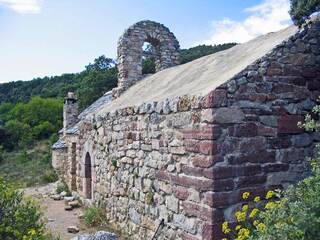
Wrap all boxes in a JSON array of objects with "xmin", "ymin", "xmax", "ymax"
[
  {"xmin": 289, "ymin": 0, "xmax": 320, "ymax": 26},
  {"xmin": 142, "ymin": 58, "xmax": 156, "ymax": 74},
  {"xmin": 85, "ymin": 55, "xmax": 115, "ymax": 72},
  {"xmin": 180, "ymin": 43, "xmax": 237, "ymax": 64},
  {"xmin": 0, "ymin": 178, "xmax": 46, "ymax": 239}
]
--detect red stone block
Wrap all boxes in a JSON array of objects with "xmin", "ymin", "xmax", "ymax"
[
  {"xmin": 182, "ymin": 202, "xmax": 223, "ymax": 223},
  {"xmin": 184, "ymin": 139, "xmax": 200, "ymax": 153},
  {"xmin": 172, "ymin": 186, "xmax": 190, "ymax": 200},
  {"xmin": 191, "ymin": 155, "xmax": 223, "ymax": 168},
  {"xmin": 201, "ymin": 89, "xmax": 227, "ymax": 108},
  {"xmin": 202, "ymin": 223, "xmax": 224, "ymax": 240},
  {"xmin": 170, "ymin": 174, "xmax": 214, "ymax": 191},
  {"xmin": 181, "ymin": 232, "xmax": 202, "ymax": 240},
  {"xmin": 204, "ymin": 191, "xmax": 241, "ymax": 208},
  {"xmin": 199, "ymin": 141, "xmax": 217, "ymax": 155},
  {"xmin": 182, "ymin": 126, "xmax": 222, "ymax": 140},
  {"xmin": 155, "ymin": 170, "xmax": 170, "ymax": 182},
  {"xmin": 181, "ymin": 165, "xmax": 203, "ymax": 177},
  {"xmin": 278, "ymin": 115, "xmax": 304, "ymax": 134}
]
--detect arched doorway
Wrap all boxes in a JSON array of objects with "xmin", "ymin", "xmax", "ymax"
[{"xmin": 84, "ymin": 152, "xmax": 92, "ymax": 199}]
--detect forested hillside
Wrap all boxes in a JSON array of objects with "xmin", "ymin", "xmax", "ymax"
[{"xmin": 0, "ymin": 44, "xmax": 236, "ymax": 110}]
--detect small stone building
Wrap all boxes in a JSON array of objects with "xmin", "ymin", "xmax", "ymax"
[{"xmin": 52, "ymin": 19, "xmax": 320, "ymax": 240}]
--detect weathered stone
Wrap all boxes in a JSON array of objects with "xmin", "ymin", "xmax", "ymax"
[
  {"xmin": 278, "ymin": 115, "xmax": 304, "ymax": 134},
  {"xmin": 211, "ymin": 108, "xmax": 244, "ymax": 123},
  {"xmin": 68, "ymin": 200, "xmax": 81, "ymax": 208},
  {"xmin": 291, "ymin": 133, "xmax": 313, "ymax": 147},
  {"xmin": 259, "ymin": 116, "xmax": 278, "ymax": 127},
  {"xmin": 129, "ymin": 208, "xmax": 141, "ymax": 224},
  {"xmin": 166, "ymin": 195, "xmax": 179, "ymax": 213},
  {"xmin": 67, "ymin": 226, "xmax": 80, "ymax": 234}
]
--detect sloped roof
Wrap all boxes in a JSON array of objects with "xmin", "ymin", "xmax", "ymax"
[
  {"xmin": 92, "ymin": 24, "xmax": 297, "ymax": 115},
  {"xmin": 79, "ymin": 91, "xmax": 113, "ymax": 119},
  {"xmin": 52, "ymin": 139, "xmax": 67, "ymax": 149}
]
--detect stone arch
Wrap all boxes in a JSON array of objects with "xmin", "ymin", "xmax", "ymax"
[
  {"xmin": 84, "ymin": 152, "xmax": 92, "ymax": 199},
  {"xmin": 114, "ymin": 20, "xmax": 180, "ymax": 97}
]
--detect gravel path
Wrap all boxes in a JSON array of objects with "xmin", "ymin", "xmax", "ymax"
[{"xmin": 23, "ymin": 183, "xmax": 96, "ymax": 240}]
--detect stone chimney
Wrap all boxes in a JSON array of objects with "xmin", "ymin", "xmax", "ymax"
[{"xmin": 63, "ymin": 92, "xmax": 78, "ymax": 135}]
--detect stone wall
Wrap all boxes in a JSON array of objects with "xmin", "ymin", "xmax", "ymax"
[
  {"xmin": 52, "ymin": 146, "xmax": 68, "ymax": 177},
  {"xmin": 58, "ymin": 20, "xmax": 320, "ymax": 240},
  {"xmin": 113, "ymin": 20, "xmax": 180, "ymax": 98}
]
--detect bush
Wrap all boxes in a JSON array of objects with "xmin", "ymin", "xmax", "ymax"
[
  {"xmin": 41, "ymin": 169, "xmax": 58, "ymax": 184},
  {"xmin": 0, "ymin": 178, "xmax": 46, "ymax": 240},
  {"xmin": 289, "ymin": 0, "xmax": 320, "ymax": 26},
  {"xmin": 55, "ymin": 181, "xmax": 71, "ymax": 196},
  {"xmin": 84, "ymin": 205, "xmax": 107, "ymax": 227}
]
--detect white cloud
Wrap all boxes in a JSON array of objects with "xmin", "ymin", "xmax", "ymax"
[
  {"xmin": 0, "ymin": 0, "xmax": 41, "ymax": 14},
  {"xmin": 203, "ymin": 0, "xmax": 291, "ymax": 45}
]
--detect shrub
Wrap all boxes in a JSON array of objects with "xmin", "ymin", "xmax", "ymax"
[
  {"xmin": 84, "ymin": 205, "xmax": 107, "ymax": 227},
  {"xmin": 55, "ymin": 181, "xmax": 71, "ymax": 196},
  {"xmin": 289, "ymin": 0, "xmax": 320, "ymax": 26},
  {"xmin": 41, "ymin": 169, "xmax": 58, "ymax": 183},
  {"xmin": 0, "ymin": 178, "xmax": 46, "ymax": 240}
]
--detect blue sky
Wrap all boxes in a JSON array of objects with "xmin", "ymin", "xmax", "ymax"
[{"xmin": 0, "ymin": 0, "xmax": 291, "ymax": 83}]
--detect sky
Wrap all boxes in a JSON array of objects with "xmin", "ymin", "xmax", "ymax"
[{"xmin": 0, "ymin": 0, "xmax": 292, "ymax": 83}]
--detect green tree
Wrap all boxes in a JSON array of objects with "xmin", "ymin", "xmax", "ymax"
[
  {"xmin": 289, "ymin": 0, "xmax": 320, "ymax": 26},
  {"xmin": 180, "ymin": 43, "xmax": 236, "ymax": 64},
  {"xmin": 0, "ymin": 97, "xmax": 63, "ymax": 150},
  {"xmin": 0, "ymin": 178, "xmax": 46, "ymax": 240},
  {"xmin": 142, "ymin": 58, "xmax": 156, "ymax": 74},
  {"xmin": 78, "ymin": 56, "xmax": 117, "ymax": 109}
]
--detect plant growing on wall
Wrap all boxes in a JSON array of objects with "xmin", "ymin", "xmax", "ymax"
[{"xmin": 289, "ymin": 0, "xmax": 320, "ymax": 26}]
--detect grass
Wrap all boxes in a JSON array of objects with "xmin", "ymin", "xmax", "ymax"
[{"xmin": 0, "ymin": 140, "xmax": 58, "ymax": 187}]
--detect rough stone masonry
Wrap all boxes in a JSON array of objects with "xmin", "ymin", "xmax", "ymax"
[{"xmin": 52, "ymin": 19, "xmax": 320, "ymax": 240}]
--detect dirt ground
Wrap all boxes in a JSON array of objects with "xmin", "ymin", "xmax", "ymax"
[{"xmin": 24, "ymin": 183, "xmax": 98, "ymax": 240}]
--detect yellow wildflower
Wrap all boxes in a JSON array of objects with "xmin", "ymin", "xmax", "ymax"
[
  {"xmin": 236, "ymin": 225, "xmax": 242, "ymax": 231},
  {"xmin": 249, "ymin": 208, "xmax": 259, "ymax": 218},
  {"xmin": 253, "ymin": 220, "xmax": 260, "ymax": 226},
  {"xmin": 254, "ymin": 196, "xmax": 261, "ymax": 202},
  {"xmin": 28, "ymin": 229, "xmax": 36, "ymax": 236},
  {"xmin": 265, "ymin": 190, "xmax": 274, "ymax": 199},
  {"xmin": 222, "ymin": 221, "xmax": 231, "ymax": 234},
  {"xmin": 235, "ymin": 210, "xmax": 246, "ymax": 222},
  {"xmin": 236, "ymin": 228, "xmax": 250, "ymax": 240},
  {"xmin": 242, "ymin": 192, "xmax": 250, "ymax": 200},
  {"xmin": 265, "ymin": 201, "xmax": 276, "ymax": 209},
  {"xmin": 222, "ymin": 238, "xmax": 228, "ymax": 240},
  {"xmin": 242, "ymin": 204, "xmax": 248, "ymax": 212},
  {"xmin": 257, "ymin": 223, "xmax": 267, "ymax": 233}
]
